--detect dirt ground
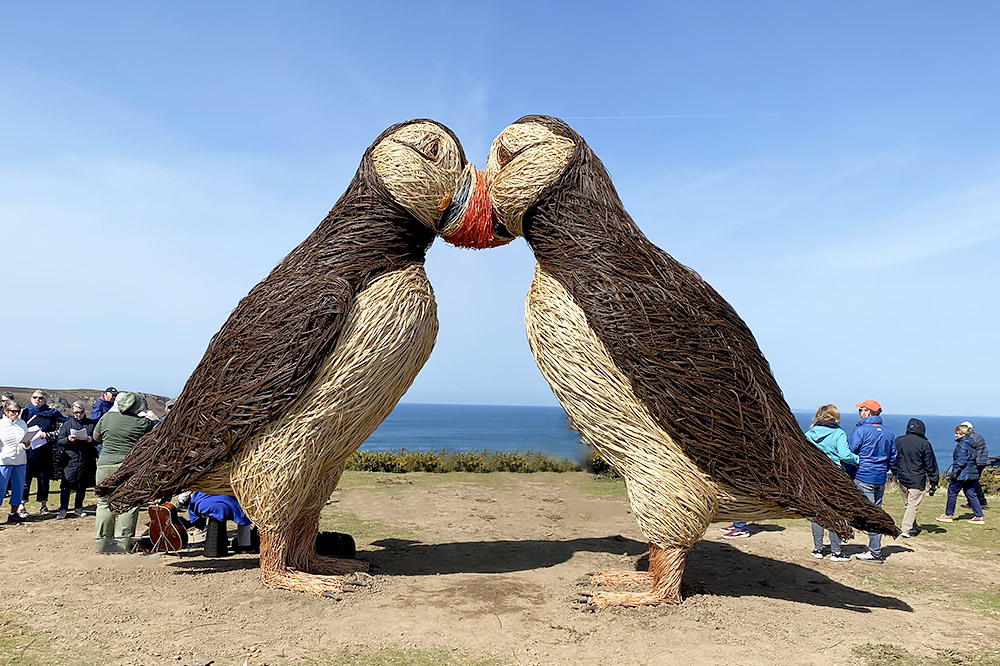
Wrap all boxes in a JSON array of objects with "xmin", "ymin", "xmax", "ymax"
[{"xmin": 1, "ymin": 471, "xmax": 997, "ymax": 666}]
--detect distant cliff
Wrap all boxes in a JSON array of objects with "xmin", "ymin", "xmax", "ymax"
[{"xmin": 0, "ymin": 387, "xmax": 171, "ymax": 419}]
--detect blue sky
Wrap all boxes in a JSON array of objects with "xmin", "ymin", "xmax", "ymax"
[{"xmin": 2, "ymin": 2, "xmax": 998, "ymax": 417}]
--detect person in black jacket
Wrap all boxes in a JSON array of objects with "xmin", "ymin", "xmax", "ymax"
[
  {"xmin": 19, "ymin": 390, "xmax": 66, "ymax": 517},
  {"xmin": 960, "ymin": 421, "xmax": 989, "ymax": 508},
  {"xmin": 890, "ymin": 418, "xmax": 939, "ymax": 538},
  {"xmin": 55, "ymin": 401, "xmax": 98, "ymax": 519}
]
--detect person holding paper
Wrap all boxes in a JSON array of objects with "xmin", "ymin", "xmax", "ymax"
[
  {"xmin": 19, "ymin": 390, "xmax": 66, "ymax": 517},
  {"xmin": 55, "ymin": 401, "xmax": 98, "ymax": 519},
  {"xmin": 1, "ymin": 401, "xmax": 31, "ymax": 524}
]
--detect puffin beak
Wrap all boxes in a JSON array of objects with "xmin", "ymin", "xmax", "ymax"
[{"xmin": 439, "ymin": 165, "xmax": 513, "ymax": 249}]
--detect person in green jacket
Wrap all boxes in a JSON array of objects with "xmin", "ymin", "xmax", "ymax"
[
  {"xmin": 804, "ymin": 404, "xmax": 860, "ymax": 562},
  {"xmin": 92, "ymin": 392, "xmax": 157, "ymax": 553}
]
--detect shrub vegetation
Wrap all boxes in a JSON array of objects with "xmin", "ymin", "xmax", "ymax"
[{"xmin": 345, "ymin": 449, "xmax": 581, "ymax": 473}]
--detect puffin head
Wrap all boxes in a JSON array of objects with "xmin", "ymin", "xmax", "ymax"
[
  {"xmin": 440, "ymin": 115, "xmax": 579, "ymax": 249},
  {"xmin": 369, "ymin": 119, "xmax": 469, "ymax": 233}
]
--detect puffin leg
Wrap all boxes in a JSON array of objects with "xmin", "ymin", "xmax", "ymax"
[
  {"xmin": 583, "ymin": 543, "xmax": 687, "ymax": 608},
  {"xmin": 257, "ymin": 528, "xmax": 347, "ymax": 597},
  {"xmin": 285, "ymin": 509, "xmax": 367, "ymax": 576},
  {"xmin": 588, "ymin": 570, "xmax": 654, "ymax": 587}
]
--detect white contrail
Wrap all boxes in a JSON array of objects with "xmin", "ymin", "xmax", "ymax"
[{"xmin": 564, "ymin": 114, "xmax": 784, "ymax": 120}]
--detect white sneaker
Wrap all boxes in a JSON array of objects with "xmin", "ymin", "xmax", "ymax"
[
  {"xmin": 17, "ymin": 506, "xmax": 28, "ymax": 519},
  {"xmin": 855, "ymin": 550, "xmax": 884, "ymax": 564},
  {"xmin": 74, "ymin": 508, "xmax": 87, "ymax": 517}
]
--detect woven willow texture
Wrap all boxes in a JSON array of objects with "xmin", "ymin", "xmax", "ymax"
[
  {"xmin": 589, "ymin": 545, "xmax": 688, "ymax": 608},
  {"xmin": 372, "ymin": 121, "xmax": 464, "ymax": 230},
  {"xmin": 97, "ymin": 119, "xmax": 463, "ymax": 514},
  {"xmin": 231, "ymin": 264, "xmax": 437, "ymax": 533},
  {"xmin": 484, "ymin": 122, "xmax": 575, "ymax": 238},
  {"xmin": 509, "ymin": 114, "xmax": 898, "ymax": 540},
  {"xmin": 527, "ymin": 266, "xmax": 791, "ymax": 548}
]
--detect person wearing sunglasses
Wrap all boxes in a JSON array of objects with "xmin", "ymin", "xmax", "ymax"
[
  {"xmin": 55, "ymin": 401, "xmax": 98, "ymax": 519},
  {"xmin": 20, "ymin": 390, "xmax": 66, "ymax": 517},
  {"xmin": 1, "ymin": 401, "xmax": 30, "ymax": 524}
]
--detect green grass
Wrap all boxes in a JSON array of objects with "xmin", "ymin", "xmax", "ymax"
[
  {"xmin": 960, "ymin": 587, "xmax": 1000, "ymax": 620},
  {"xmin": 581, "ymin": 475, "xmax": 628, "ymax": 499},
  {"xmin": 851, "ymin": 643, "xmax": 1000, "ymax": 666},
  {"xmin": 318, "ymin": 508, "xmax": 417, "ymax": 541},
  {"xmin": 854, "ymin": 572, "xmax": 923, "ymax": 595},
  {"xmin": 302, "ymin": 648, "xmax": 507, "ymax": 666},
  {"xmin": 0, "ymin": 615, "xmax": 99, "ymax": 666}
]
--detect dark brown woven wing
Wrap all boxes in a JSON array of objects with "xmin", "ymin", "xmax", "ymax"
[
  {"xmin": 522, "ymin": 117, "xmax": 897, "ymax": 539},
  {"xmin": 97, "ymin": 271, "xmax": 353, "ymax": 511},
  {"xmin": 96, "ymin": 120, "xmax": 448, "ymax": 512}
]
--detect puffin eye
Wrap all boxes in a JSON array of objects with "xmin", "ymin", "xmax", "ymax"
[
  {"xmin": 422, "ymin": 139, "xmax": 440, "ymax": 160},
  {"xmin": 496, "ymin": 142, "xmax": 513, "ymax": 168}
]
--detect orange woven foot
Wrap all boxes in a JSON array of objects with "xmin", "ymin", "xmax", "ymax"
[
  {"xmin": 260, "ymin": 566, "xmax": 346, "ymax": 597},
  {"xmin": 580, "ymin": 543, "xmax": 688, "ymax": 609},
  {"xmin": 587, "ymin": 589, "xmax": 681, "ymax": 608},
  {"xmin": 290, "ymin": 552, "xmax": 369, "ymax": 576},
  {"xmin": 258, "ymin": 528, "xmax": 353, "ymax": 597},
  {"xmin": 589, "ymin": 570, "xmax": 654, "ymax": 587}
]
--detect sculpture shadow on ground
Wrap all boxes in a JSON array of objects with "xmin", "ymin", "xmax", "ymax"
[
  {"xmin": 368, "ymin": 536, "xmax": 911, "ymax": 613},
  {"xmin": 676, "ymin": 540, "xmax": 913, "ymax": 613},
  {"xmin": 366, "ymin": 535, "xmax": 647, "ymax": 575},
  {"xmin": 159, "ymin": 534, "xmax": 913, "ymax": 612}
]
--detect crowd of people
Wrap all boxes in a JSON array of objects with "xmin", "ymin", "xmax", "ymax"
[
  {"xmin": 0, "ymin": 390, "xmax": 992, "ymax": 564},
  {"xmin": 707, "ymin": 399, "xmax": 988, "ymax": 564},
  {"xmin": 0, "ymin": 388, "xmax": 177, "ymax": 552}
]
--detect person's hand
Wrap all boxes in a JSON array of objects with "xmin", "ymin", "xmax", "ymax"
[
  {"xmin": 68, "ymin": 434, "xmax": 76, "ymax": 441},
  {"xmin": 86, "ymin": 436, "xmax": 92, "ymax": 442}
]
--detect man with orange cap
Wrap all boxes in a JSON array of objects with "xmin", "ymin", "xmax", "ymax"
[{"xmin": 849, "ymin": 399, "xmax": 897, "ymax": 563}]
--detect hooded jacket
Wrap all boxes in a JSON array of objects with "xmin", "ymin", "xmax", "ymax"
[
  {"xmin": 951, "ymin": 436, "xmax": 980, "ymax": 481},
  {"xmin": 93, "ymin": 392, "xmax": 157, "ymax": 466},
  {"xmin": 890, "ymin": 418, "xmax": 939, "ymax": 490},
  {"xmin": 849, "ymin": 415, "xmax": 897, "ymax": 485},
  {"xmin": 805, "ymin": 420, "xmax": 859, "ymax": 470}
]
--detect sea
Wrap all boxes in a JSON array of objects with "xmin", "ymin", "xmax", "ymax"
[{"xmin": 362, "ymin": 403, "xmax": 999, "ymax": 467}]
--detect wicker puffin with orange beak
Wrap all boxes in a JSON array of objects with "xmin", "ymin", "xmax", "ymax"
[
  {"xmin": 446, "ymin": 115, "xmax": 899, "ymax": 608},
  {"xmin": 98, "ymin": 119, "xmax": 480, "ymax": 597}
]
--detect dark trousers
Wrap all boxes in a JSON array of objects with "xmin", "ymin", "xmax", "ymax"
[
  {"xmin": 59, "ymin": 479, "xmax": 86, "ymax": 511},
  {"xmin": 945, "ymin": 479, "xmax": 984, "ymax": 518},
  {"xmin": 973, "ymin": 465, "xmax": 988, "ymax": 506},
  {"xmin": 23, "ymin": 455, "xmax": 51, "ymax": 505}
]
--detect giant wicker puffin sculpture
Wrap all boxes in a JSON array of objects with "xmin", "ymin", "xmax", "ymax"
[
  {"xmin": 445, "ymin": 115, "xmax": 899, "ymax": 608},
  {"xmin": 97, "ymin": 119, "xmax": 479, "ymax": 596}
]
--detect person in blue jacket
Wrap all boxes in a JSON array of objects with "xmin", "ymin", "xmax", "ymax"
[
  {"xmin": 89, "ymin": 387, "xmax": 118, "ymax": 421},
  {"xmin": 805, "ymin": 404, "xmax": 858, "ymax": 561},
  {"xmin": 937, "ymin": 424, "xmax": 985, "ymax": 524},
  {"xmin": 849, "ymin": 399, "xmax": 897, "ymax": 563}
]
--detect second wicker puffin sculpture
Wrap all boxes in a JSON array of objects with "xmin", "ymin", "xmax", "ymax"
[
  {"xmin": 446, "ymin": 115, "xmax": 899, "ymax": 608},
  {"xmin": 97, "ymin": 119, "xmax": 478, "ymax": 596}
]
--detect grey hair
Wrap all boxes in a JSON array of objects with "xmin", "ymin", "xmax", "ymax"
[
  {"xmin": 72, "ymin": 400, "xmax": 87, "ymax": 410},
  {"xmin": 4, "ymin": 400, "xmax": 21, "ymax": 413}
]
